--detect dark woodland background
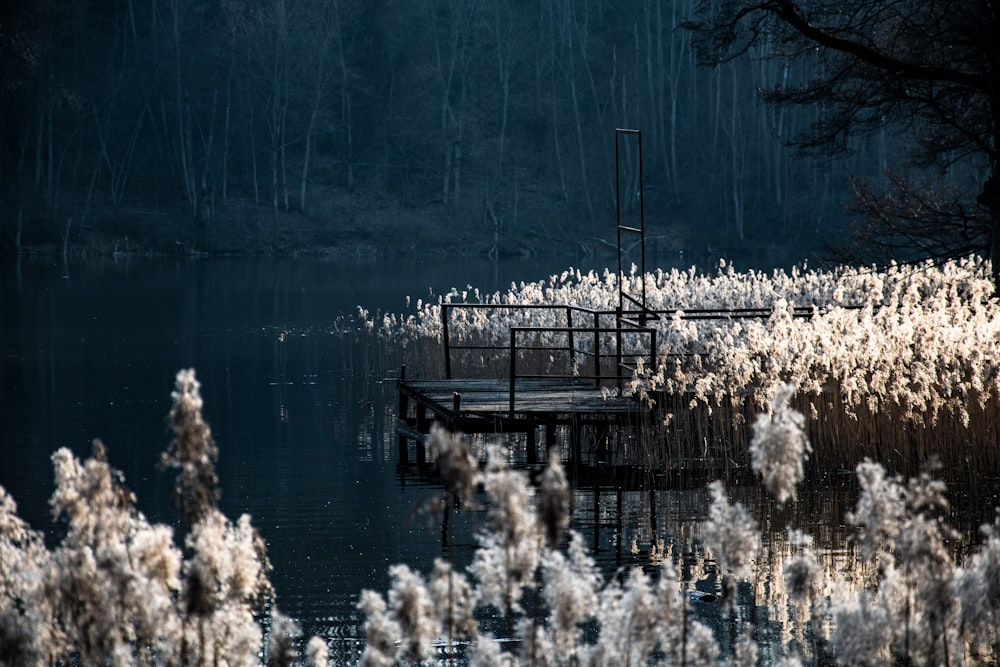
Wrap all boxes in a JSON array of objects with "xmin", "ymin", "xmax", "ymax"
[{"xmin": 0, "ymin": 0, "xmax": 912, "ymax": 259}]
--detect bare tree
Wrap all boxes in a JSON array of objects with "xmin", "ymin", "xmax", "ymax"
[
  {"xmin": 687, "ymin": 0, "xmax": 1000, "ymax": 280},
  {"xmin": 429, "ymin": 0, "xmax": 477, "ymax": 209}
]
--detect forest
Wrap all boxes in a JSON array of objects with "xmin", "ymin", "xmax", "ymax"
[{"xmin": 0, "ymin": 0, "xmax": 898, "ymax": 259}]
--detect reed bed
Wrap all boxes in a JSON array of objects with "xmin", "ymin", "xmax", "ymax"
[
  {"xmin": 350, "ymin": 255, "xmax": 1000, "ymax": 664},
  {"xmin": 0, "ymin": 370, "xmax": 328, "ymax": 666},
  {"xmin": 5, "ymin": 355, "xmax": 1000, "ymax": 663},
  {"xmin": 357, "ymin": 398, "xmax": 1000, "ymax": 666},
  {"xmin": 368, "ymin": 255, "xmax": 1000, "ymax": 478}
]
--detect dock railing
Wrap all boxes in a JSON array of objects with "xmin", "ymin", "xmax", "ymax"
[
  {"xmin": 508, "ymin": 315, "xmax": 657, "ymax": 413},
  {"xmin": 441, "ymin": 303, "xmax": 658, "ymax": 413},
  {"xmin": 441, "ymin": 304, "xmax": 821, "ymax": 373},
  {"xmin": 441, "ymin": 302, "xmax": 831, "ymax": 413},
  {"xmin": 442, "ymin": 303, "xmax": 589, "ymax": 380}
]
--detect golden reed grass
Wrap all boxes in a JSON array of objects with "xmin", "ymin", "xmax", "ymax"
[{"xmin": 362, "ymin": 255, "xmax": 1000, "ymax": 480}]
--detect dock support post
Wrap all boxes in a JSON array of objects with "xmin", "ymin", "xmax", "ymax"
[
  {"xmin": 545, "ymin": 423, "xmax": 557, "ymax": 457},
  {"xmin": 527, "ymin": 426, "xmax": 537, "ymax": 465},
  {"xmin": 570, "ymin": 416, "xmax": 582, "ymax": 468},
  {"xmin": 397, "ymin": 366, "xmax": 409, "ymax": 464},
  {"xmin": 416, "ymin": 404, "xmax": 429, "ymax": 465},
  {"xmin": 615, "ymin": 488, "xmax": 624, "ymax": 570},
  {"xmin": 650, "ymin": 488, "xmax": 657, "ymax": 535},
  {"xmin": 592, "ymin": 487, "xmax": 601, "ymax": 553}
]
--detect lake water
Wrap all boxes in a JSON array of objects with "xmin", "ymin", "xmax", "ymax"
[{"xmin": 0, "ymin": 252, "xmax": 937, "ymax": 663}]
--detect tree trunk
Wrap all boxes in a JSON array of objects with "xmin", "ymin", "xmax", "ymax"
[
  {"xmin": 982, "ymin": 172, "xmax": 1000, "ymax": 288},
  {"xmin": 430, "ymin": 0, "xmax": 471, "ymax": 209},
  {"xmin": 171, "ymin": 0, "xmax": 197, "ymax": 214},
  {"xmin": 492, "ymin": 0, "xmax": 511, "ymax": 197},
  {"xmin": 730, "ymin": 63, "xmax": 744, "ymax": 240},
  {"xmin": 46, "ymin": 101, "xmax": 55, "ymax": 207},
  {"xmin": 35, "ymin": 105, "xmax": 43, "ymax": 192},
  {"xmin": 280, "ymin": 65, "xmax": 289, "ymax": 211},
  {"xmin": 301, "ymin": 15, "xmax": 332, "ymax": 213},
  {"xmin": 985, "ymin": 95, "xmax": 1000, "ymax": 289},
  {"xmin": 546, "ymin": 2, "xmax": 568, "ymax": 202},
  {"xmin": 269, "ymin": 0, "xmax": 288, "ymax": 213},
  {"xmin": 222, "ymin": 52, "xmax": 234, "ymax": 204},
  {"xmin": 332, "ymin": 0, "xmax": 354, "ymax": 190},
  {"xmin": 565, "ymin": 10, "xmax": 594, "ymax": 231},
  {"xmin": 667, "ymin": 0, "xmax": 683, "ymax": 203}
]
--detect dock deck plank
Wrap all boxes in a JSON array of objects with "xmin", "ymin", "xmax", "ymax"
[{"xmin": 399, "ymin": 378, "xmax": 640, "ymax": 419}]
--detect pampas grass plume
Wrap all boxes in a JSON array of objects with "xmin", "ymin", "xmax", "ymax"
[{"xmin": 750, "ymin": 383, "xmax": 811, "ymax": 505}]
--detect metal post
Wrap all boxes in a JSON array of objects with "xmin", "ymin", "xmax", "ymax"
[
  {"xmin": 509, "ymin": 328, "xmax": 517, "ymax": 416},
  {"xmin": 637, "ymin": 130, "xmax": 646, "ymax": 326},
  {"xmin": 442, "ymin": 305, "xmax": 452, "ymax": 379},
  {"xmin": 616, "ymin": 307, "xmax": 624, "ymax": 394},
  {"xmin": 566, "ymin": 306, "xmax": 575, "ymax": 375},
  {"xmin": 416, "ymin": 404, "xmax": 429, "ymax": 465},
  {"xmin": 649, "ymin": 330, "xmax": 657, "ymax": 374},
  {"xmin": 615, "ymin": 131, "xmax": 624, "ymax": 316},
  {"xmin": 615, "ymin": 128, "xmax": 647, "ymax": 324},
  {"xmin": 593, "ymin": 311, "xmax": 601, "ymax": 384},
  {"xmin": 570, "ymin": 415, "xmax": 582, "ymax": 467},
  {"xmin": 397, "ymin": 370, "xmax": 409, "ymax": 464}
]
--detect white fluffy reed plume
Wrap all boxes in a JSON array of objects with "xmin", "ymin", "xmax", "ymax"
[
  {"xmin": 356, "ymin": 433, "xmax": 734, "ymax": 665},
  {"xmin": 750, "ymin": 383, "xmax": 811, "ymax": 505},
  {"xmin": 427, "ymin": 423, "xmax": 478, "ymax": 505},
  {"xmin": 783, "ymin": 529, "xmax": 819, "ymax": 605},
  {"xmin": 161, "ymin": 368, "xmax": 219, "ymax": 523},
  {"xmin": 956, "ymin": 513, "xmax": 1000, "ymax": 654},
  {"xmin": 828, "ymin": 461, "xmax": 965, "ymax": 665},
  {"xmin": 702, "ymin": 480, "xmax": 759, "ymax": 582},
  {"xmin": 469, "ymin": 445, "xmax": 543, "ymax": 626},
  {"xmin": 0, "ymin": 369, "xmax": 330, "ymax": 666}
]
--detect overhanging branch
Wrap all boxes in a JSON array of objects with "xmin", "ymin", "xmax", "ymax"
[{"xmin": 773, "ymin": 0, "xmax": 989, "ymax": 92}]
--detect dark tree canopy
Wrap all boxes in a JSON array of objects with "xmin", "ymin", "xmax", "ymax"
[
  {"xmin": 3, "ymin": 0, "xmax": 891, "ymax": 261},
  {"xmin": 13, "ymin": 0, "xmax": 996, "ymax": 263},
  {"xmin": 688, "ymin": 0, "xmax": 1000, "ymax": 277}
]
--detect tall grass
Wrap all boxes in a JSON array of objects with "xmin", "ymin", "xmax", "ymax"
[
  {"xmin": 5, "ymin": 256, "xmax": 1000, "ymax": 664},
  {"xmin": 4, "ymin": 367, "xmax": 1000, "ymax": 664},
  {"xmin": 359, "ymin": 386, "xmax": 1000, "ymax": 666},
  {"xmin": 368, "ymin": 255, "xmax": 1000, "ymax": 476},
  {"xmin": 347, "ymin": 256, "xmax": 1000, "ymax": 663},
  {"xmin": 0, "ymin": 370, "xmax": 328, "ymax": 667}
]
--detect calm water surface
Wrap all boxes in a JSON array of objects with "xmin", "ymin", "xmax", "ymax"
[
  {"xmin": 0, "ymin": 256, "xmax": 668, "ymax": 654},
  {"xmin": 1, "ymin": 253, "xmax": 878, "ymax": 662}
]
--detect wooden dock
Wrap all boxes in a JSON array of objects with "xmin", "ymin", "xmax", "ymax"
[
  {"xmin": 396, "ymin": 374, "xmax": 649, "ymax": 465},
  {"xmin": 390, "ymin": 132, "xmax": 844, "ymax": 472},
  {"xmin": 392, "ymin": 300, "xmax": 831, "ymax": 470}
]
